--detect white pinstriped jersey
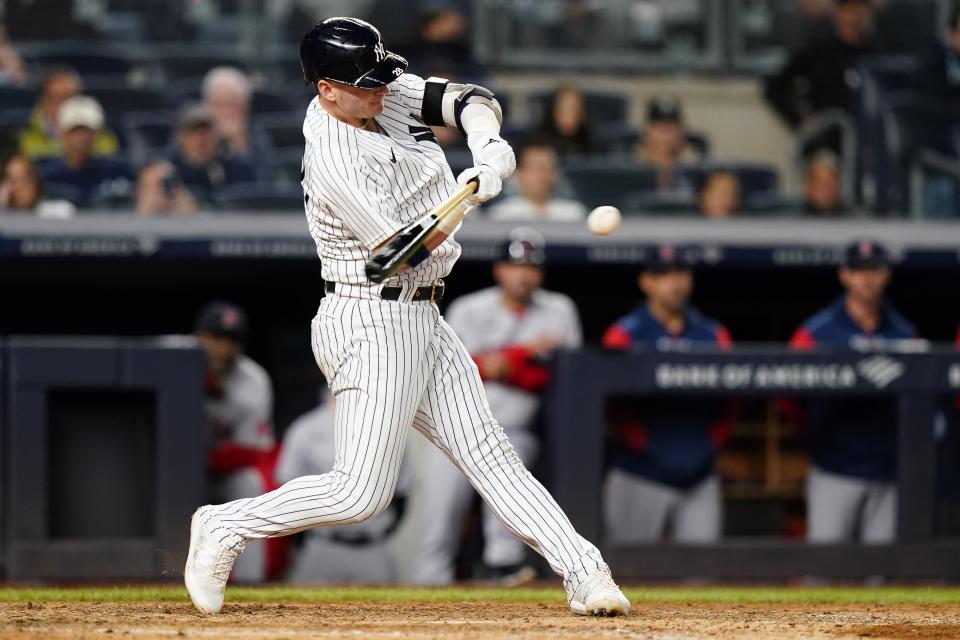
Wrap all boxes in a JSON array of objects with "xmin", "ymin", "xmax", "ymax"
[{"xmin": 301, "ymin": 73, "xmax": 461, "ymax": 287}]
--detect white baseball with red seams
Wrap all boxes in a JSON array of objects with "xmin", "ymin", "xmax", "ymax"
[{"xmin": 587, "ymin": 205, "xmax": 622, "ymax": 236}]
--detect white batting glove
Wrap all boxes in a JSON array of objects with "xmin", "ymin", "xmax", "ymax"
[
  {"xmin": 457, "ymin": 165, "xmax": 502, "ymax": 204},
  {"xmin": 467, "ymin": 133, "xmax": 516, "ymax": 180}
]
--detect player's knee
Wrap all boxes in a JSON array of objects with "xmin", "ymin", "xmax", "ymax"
[{"xmin": 342, "ymin": 493, "xmax": 393, "ymax": 524}]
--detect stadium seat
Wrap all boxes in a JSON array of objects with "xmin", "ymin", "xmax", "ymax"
[
  {"xmin": 681, "ymin": 162, "xmax": 778, "ymax": 198},
  {"xmin": 622, "ymin": 191, "xmax": 697, "ymax": 216},
  {"xmin": 121, "ymin": 110, "xmax": 176, "ymax": 166},
  {"xmin": 0, "ymin": 86, "xmax": 39, "ymax": 112},
  {"xmin": 250, "ymin": 88, "xmax": 300, "ymax": 115},
  {"xmin": 253, "ymin": 113, "xmax": 306, "ymax": 150},
  {"xmin": 217, "ymin": 183, "xmax": 304, "ymax": 211},
  {"xmin": 85, "ymin": 85, "xmax": 171, "ymax": 120},
  {"xmin": 526, "ymin": 90, "xmax": 629, "ymax": 126},
  {"xmin": 744, "ymin": 191, "xmax": 804, "ymax": 215},
  {"xmin": 562, "ymin": 159, "xmax": 658, "ymax": 210},
  {"xmin": 155, "ymin": 46, "xmax": 249, "ymax": 83},
  {"xmin": 19, "ymin": 42, "xmax": 150, "ymax": 79}
]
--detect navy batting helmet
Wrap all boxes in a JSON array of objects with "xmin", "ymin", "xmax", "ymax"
[{"xmin": 300, "ymin": 17, "xmax": 408, "ymax": 88}]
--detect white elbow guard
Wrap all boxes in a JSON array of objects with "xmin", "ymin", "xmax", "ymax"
[{"xmin": 422, "ymin": 77, "xmax": 503, "ymax": 137}]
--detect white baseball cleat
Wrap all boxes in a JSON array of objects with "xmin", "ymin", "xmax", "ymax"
[
  {"xmin": 184, "ymin": 506, "xmax": 246, "ymax": 615},
  {"xmin": 567, "ymin": 571, "xmax": 631, "ymax": 617}
]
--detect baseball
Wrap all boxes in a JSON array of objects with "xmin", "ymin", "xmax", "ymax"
[{"xmin": 586, "ymin": 205, "xmax": 622, "ymax": 236}]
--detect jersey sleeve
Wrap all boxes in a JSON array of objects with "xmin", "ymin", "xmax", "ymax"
[
  {"xmin": 304, "ymin": 125, "xmax": 399, "ymax": 250},
  {"xmin": 388, "ymin": 73, "xmax": 428, "ymax": 122}
]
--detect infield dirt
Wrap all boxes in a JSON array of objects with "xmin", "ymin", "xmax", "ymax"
[{"xmin": 2, "ymin": 600, "xmax": 960, "ymax": 639}]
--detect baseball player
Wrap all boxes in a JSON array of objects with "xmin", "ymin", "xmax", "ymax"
[
  {"xmin": 787, "ymin": 239, "xmax": 917, "ymax": 544},
  {"xmin": 601, "ymin": 245, "xmax": 735, "ymax": 544},
  {"xmin": 184, "ymin": 17, "xmax": 629, "ymax": 616},
  {"xmin": 413, "ymin": 229, "xmax": 582, "ymax": 585},
  {"xmin": 276, "ymin": 393, "xmax": 412, "ymax": 583},
  {"xmin": 194, "ymin": 302, "xmax": 283, "ymax": 582}
]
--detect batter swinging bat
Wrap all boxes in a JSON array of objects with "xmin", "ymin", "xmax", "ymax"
[{"xmin": 365, "ymin": 178, "xmax": 478, "ymax": 284}]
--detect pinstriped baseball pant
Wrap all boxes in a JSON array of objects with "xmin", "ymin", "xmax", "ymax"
[{"xmin": 208, "ymin": 293, "xmax": 607, "ymax": 591}]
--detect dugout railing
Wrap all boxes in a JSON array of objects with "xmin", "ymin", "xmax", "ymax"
[{"xmin": 545, "ymin": 347, "xmax": 960, "ymax": 580}]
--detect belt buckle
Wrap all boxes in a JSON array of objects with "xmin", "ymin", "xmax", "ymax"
[{"xmin": 430, "ymin": 285, "xmax": 438, "ymax": 303}]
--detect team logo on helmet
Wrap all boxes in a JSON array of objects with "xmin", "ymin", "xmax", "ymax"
[{"xmin": 374, "ymin": 41, "xmax": 386, "ymax": 62}]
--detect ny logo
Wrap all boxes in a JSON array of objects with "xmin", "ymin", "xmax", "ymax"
[{"xmin": 374, "ymin": 41, "xmax": 386, "ymax": 62}]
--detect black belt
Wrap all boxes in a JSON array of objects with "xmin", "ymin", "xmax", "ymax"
[{"xmin": 324, "ymin": 280, "xmax": 445, "ymax": 302}]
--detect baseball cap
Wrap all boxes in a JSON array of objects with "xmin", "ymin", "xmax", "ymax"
[
  {"xmin": 177, "ymin": 103, "xmax": 215, "ymax": 131},
  {"xmin": 57, "ymin": 95, "xmax": 105, "ymax": 131},
  {"xmin": 844, "ymin": 238, "xmax": 891, "ymax": 269},
  {"xmin": 194, "ymin": 301, "xmax": 249, "ymax": 343},
  {"xmin": 500, "ymin": 227, "xmax": 546, "ymax": 266},
  {"xmin": 646, "ymin": 94, "xmax": 683, "ymax": 124},
  {"xmin": 645, "ymin": 243, "xmax": 690, "ymax": 273}
]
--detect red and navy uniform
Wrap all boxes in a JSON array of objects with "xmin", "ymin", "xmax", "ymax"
[
  {"xmin": 789, "ymin": 295, "xmax": 917, "ymax": 482},
  {"xmin": 602, "ymin": 305, "xmax": 735, "ymax": 489}
]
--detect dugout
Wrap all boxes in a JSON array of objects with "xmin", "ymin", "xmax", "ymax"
[{"xmin": 1, "ymin": 337, "xmax": 205, "ymax": 580}]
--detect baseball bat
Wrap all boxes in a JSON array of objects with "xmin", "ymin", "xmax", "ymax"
[{"xmin": 365, "ymin": 178, "xmax": 478, "ymax": 284}]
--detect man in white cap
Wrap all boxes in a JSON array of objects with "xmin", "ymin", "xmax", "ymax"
[{"xmin": 39, "ymin": 95, "xmax": 135, "ymax": 208}]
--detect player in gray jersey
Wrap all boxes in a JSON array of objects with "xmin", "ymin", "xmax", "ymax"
[
  {"xmin": 413, "ymin": 229, "xmax": 583, "ymax": 585},
  {"xmin": 184, "ymin": 17, "xmax": 629, "ymax": 617}
]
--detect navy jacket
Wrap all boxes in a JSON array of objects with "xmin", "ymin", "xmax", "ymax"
[
  {"xmin": 789, "ymin": 295, "xmax": 917, "ymax": 481},
  {"xmin": 603, "ymin": 304, "xmax": 735, "ymax": 489}
]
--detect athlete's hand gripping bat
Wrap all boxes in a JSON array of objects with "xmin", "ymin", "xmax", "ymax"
[{"xmin": 365, "ymin": 178, "xmax": 478, "ymax": 284}]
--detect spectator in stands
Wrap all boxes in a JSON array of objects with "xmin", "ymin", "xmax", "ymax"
[
  {"xmin": 635, "ymin": 95, "xmax": 696, "ymax": 194},
  {"xmin": 0, "ymin": 153, "xmax": 74, "ymax": 217},
  {"xmin": 408, "ymin": 5, "xmax": 481, "ymax": 79},
  {"xmin": 414, "ymin": 228, "xmax": 579, "ymax": 586},
  {"xmin": 919, "ymin": 2, "xmax": 960, "ymax": 99},
  {"xmin": 18, "ymin": 69, "xmax": 120, "ymax": 160},
  {"xmin": 698, "ymin": 171, "xmax": 741, "ymax": 218},
  {"xmin": 0, "ymin": 24, "xmax": 27, "ymax": 85},
  {"xmin": 787, "ymin": 239, "xmax": 917, "ymax": 544},
  {"xmin": 277, "ymin": 392, "xmax": 411, "ymax": 583},
  {"xmin": 536, "ymin": 86, "xmax": 602, "ymax": 157},
  {"xmin": 202, "ymin": 67, "xmax": 273, "ymax": 180},
  {"xmin": 38, "ymin": 96, "xmax": 135, "ymax": 209},
  {"xmin": 134, "ymin": 161, "xmax": 199, "ymax": 216},
  {"xmin": 195, "ymin": 301, "xmax": 284, "ymax": 582},
  {"xmin": 764, "ymin": 0, "xmax": 875, "ymax": 129},
  {"xmin": 487, "ymin": 141, "xmax": 587, "ymax": 222},
  {"xmin": 168, "ymin": 104, "xmax": 257, "ymax": 208},
  {"xmin": 601, "ymin": 244, "xmax": 735, "ymax": 544},
  {"xmin": 803, "ymin": 150, "xmax": 848, "ymax": 215}
]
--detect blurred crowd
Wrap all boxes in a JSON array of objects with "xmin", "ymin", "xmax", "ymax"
[
  {"xmin": 191, "ymin": 231, "xmax": 960, "ymax": 585},
  {"xmin": 1, "ymin": 0, "xmax": 959, "ymax": 218}
]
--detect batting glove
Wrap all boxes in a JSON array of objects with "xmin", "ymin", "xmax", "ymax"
[
  {"xmin": 467, "ymin": 133, "xmax": 516, "ymax": 180},
  {"xmin": 457, "ymin": 164, "xmax": 502, "ymax": 204}
]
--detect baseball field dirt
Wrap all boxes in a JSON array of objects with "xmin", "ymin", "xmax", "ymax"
[{"xmin": 1, "ymin": 586, "xmax": 959, "ymax": 639}]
